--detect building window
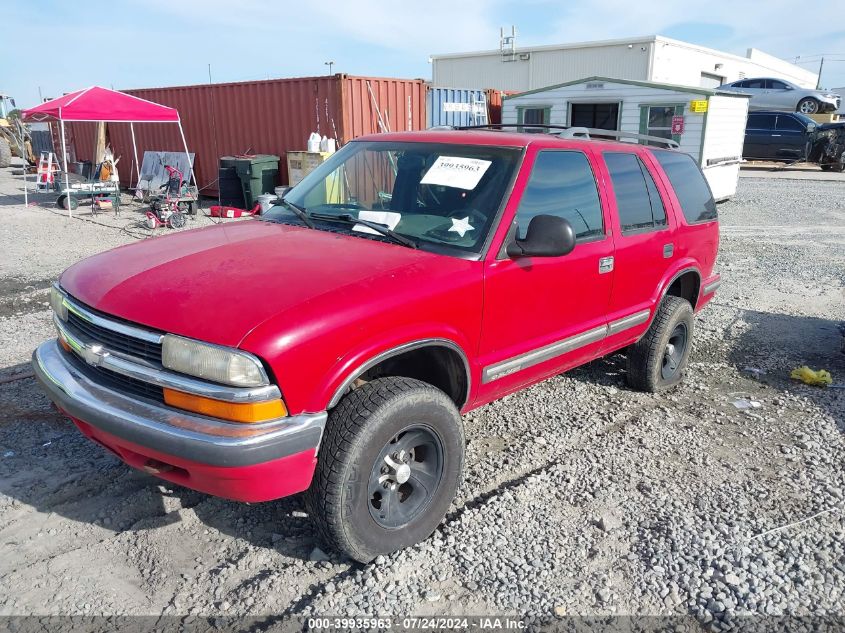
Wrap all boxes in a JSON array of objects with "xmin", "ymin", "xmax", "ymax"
[
  {"xmin": 569, "ymin": 103, "xmax": 620, "ymax": 130},
  {"xmin": 639, "ymin": 104, "xmax": 684, "ymax": 144},
  {"xmin": 517, "ymin": 106, "xmax": 551, "ymax": 129}
]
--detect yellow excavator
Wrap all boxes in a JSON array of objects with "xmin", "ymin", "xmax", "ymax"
[{"xmin": 0, "ymin": 93, "xmax": 34, "ymax": 168}]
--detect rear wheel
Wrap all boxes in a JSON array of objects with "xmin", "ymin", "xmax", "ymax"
[
  {"xmin": 306, "ymin": 377, "xmax": 464, "ymax": 562},
  {"xmin": 626, "ymin": 296, "xmax": 694, "ymax": 392},
  {"xmin": 797, "ymin": 98, "xmax": 820, "ymax": 114}
]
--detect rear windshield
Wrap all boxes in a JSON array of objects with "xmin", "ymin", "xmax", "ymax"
[{"xmin": 651, "ymin": 151, "xmax": 717, "ymax": 223}]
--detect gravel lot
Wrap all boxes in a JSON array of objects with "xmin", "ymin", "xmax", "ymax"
[{"xmin": 0, "ymin": 162, "xmax": 843, "ymax": 628}]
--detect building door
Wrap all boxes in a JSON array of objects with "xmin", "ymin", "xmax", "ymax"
[
  {"xmin": 700, "ymin": 72, "xmax": 724, "ymax": 89},
  {"xmin": 570, "ymin": 103, "xmax": 620, "ymax": 130}
]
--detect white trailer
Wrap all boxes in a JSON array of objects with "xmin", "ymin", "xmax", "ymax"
[{"xmin": 502, "ymin": 76, "xmax": 751, "ymax": 200}]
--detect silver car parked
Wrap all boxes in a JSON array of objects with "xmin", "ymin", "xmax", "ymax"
[{"xmin": 719, "ymin": 78, "xmax": 840, "ymax": 114}]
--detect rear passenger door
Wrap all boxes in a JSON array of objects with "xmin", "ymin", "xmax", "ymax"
[{"xmin": 598, "ymin": 151, "xmax": 675, "ymax": 345}]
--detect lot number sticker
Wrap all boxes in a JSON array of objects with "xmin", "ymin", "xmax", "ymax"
[{"xmin": 421, "ymin": 156, "xmax": 492, "ymax": 190}]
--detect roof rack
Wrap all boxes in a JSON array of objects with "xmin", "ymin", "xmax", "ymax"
[
  {"xmin": 444, "ymin": 123, "xmax": 680, "ymax": 149},
  {"xmin": 559, "ymin": 127, "xmax": 680, "ymax": 149},
  {"xmin": 455, "ymin": 123, "xmax": 572, "ymax": 132}
]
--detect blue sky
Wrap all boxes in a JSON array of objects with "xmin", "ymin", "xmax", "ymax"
[{"xmin": 4, "ymin": 0, "xmax": 845, "ymax": 108}]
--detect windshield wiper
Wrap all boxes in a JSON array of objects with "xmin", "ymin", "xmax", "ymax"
[
  {"xmin": 278, "ymin": 198, "xmax": 315, "ymax": 228},
  {"xmin": 310, "ymin": 212, "xmax": 417, "ymax": 249}
]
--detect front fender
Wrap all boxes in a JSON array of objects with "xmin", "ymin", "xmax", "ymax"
[{"xmin": 320, "ymin": 325, "xmax": 474, "ymax": 410}]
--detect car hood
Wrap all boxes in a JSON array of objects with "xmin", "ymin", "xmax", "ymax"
[{"xmin": 60, "ymin": 221, "xmax": 469, "ymax": 347}]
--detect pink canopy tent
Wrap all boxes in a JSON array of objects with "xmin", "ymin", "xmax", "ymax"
[{"xmin": 22, "ymin": 86, "xmax": 193, "ymax": 215}]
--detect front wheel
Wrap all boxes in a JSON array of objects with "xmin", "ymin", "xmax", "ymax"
[
  {"xmin": 626, "ymin": 296, "xmax": 694, "ymax": 392},
  {"xmin": 305, "ymin": 377, "xmax": 464, "ymax": 562},
  {"xmin": 797, "ymin": 98, "xmax": 820, "ymax": 114}
]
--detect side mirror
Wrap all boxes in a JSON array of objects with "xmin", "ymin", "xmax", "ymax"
[{"xmin": 506, "ymin": 214, "xmax": 576, "ymax": 258}]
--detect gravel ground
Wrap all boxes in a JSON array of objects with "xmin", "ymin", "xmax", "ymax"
[{"xmin": 0, "ymin": 162, "xmax": 843, "ymax": 629}]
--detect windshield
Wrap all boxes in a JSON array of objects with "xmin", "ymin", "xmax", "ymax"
[{"xmin": 264, "ymin": 141, "xmax": 521, "ymax": 255}]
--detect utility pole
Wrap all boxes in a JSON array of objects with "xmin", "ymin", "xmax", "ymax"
[
  {"xmin": 325, "ymin": 61, "xmax": 335, "ymax": 75},
  {"xmin": 817, "ymin": 56, "xmax": 824, "ymax": 88}
]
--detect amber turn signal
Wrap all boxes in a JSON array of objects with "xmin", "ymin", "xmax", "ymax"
[{"xmin": 163, "ymin": 388, "xmax": 287, "ymax": 423}]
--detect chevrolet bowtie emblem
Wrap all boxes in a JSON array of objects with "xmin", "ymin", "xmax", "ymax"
[{"xmin": 81, "ymin": 344, "xmax": 110, "ymax": 367}]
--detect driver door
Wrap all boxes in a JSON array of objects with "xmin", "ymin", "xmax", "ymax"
[{"xmin": 477, "ymin": 147, "xmax": 614, "ymax": 403}]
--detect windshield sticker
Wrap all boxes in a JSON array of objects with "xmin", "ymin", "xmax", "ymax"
[
  {"xmin": 448, "ymin": 216, "xmax": 474, "ymax": 238},
  {"xmin": 352, "ymin": 210, "xmax": 401, "ymax": 235},
  {"xmin": 420, "ymin": 156, "xmax": 492, "ymax": 190}
]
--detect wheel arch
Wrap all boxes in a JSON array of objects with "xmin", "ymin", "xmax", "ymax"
[
  {"xmin": 664, "ymin": 267, "xmax": 702, "ymax": 309},
  {"xmin": 326, "ymin": 338, "xmax": 472, "ymax": 411}
]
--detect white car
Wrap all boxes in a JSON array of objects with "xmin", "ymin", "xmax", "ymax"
[{"xmin": 719, "ymin": 78, "xmax": 840, "ymax": 114}]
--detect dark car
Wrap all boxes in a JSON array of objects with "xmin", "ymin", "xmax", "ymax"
[
  {"xmin": 743, "ymin": 111, "xmax": 817, "ymax": 161},
  {"xmin": 744, "ymin": 110, "xmax": 845, "ymax": 170}
]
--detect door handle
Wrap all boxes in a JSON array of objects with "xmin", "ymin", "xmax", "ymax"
[
  {"xmin": 598, "ymin": 256, "xmax": 614, "ymax": 274},
  {"xmin": 771, "ymin": 134, "xmax": 781, "ymax": 137},
  {"xmin": 663, "ymin": 243, "xmax": 674, "ymax": 258}
]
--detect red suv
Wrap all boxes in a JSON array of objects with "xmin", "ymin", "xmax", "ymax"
[{"xmin": 34, "ymin": 128, "xmax": 721, "ymax": 562}]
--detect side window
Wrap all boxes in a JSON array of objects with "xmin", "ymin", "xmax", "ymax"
[
  {"xmin": 514, "ymin": 150, "xmax": 604, "ymax": 242},
  {"xmin": 734, "ymin": 80, "xmax": 749, "ymax": 88},
  {"xmin": 744, "ymin": 79, "xmax": 765, "ymax": 89},
  {"xmin": 604, "ymin": 152, "xmax": 667, "ymax": 234},
  {"xmin": 746, "ymin": 114, "xmax": 776, "ymax": 130},
  {"xmin": 652, "ymin": 150, "xmax": 717, "ymax": 224},
  {"xmin": 769, "ymin": 80, "xmax": 788, "ymax": 90},
  {"xmin": 776, "ymin": 115, "xmax": 805, "ymax": 131}
]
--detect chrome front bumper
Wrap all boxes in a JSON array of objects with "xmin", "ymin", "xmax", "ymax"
[{"xmin": 32, "ymin": 340, "xmax": 326, "ymax": 467}]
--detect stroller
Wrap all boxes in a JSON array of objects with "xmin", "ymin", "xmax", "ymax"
[{"xmin": 145, "ymin": 163, "xmax": 188, "ymax": 229}]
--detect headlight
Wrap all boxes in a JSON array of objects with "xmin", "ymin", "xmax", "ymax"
[
  {"xmin": 162, "ymin": 335, "xmax": 268, "ymax": 387},
  {"xmin": 50, "ymin": 285, "xmax": 68, "ymax": 321}
]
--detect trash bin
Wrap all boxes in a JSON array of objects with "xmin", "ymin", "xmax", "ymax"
[{"xmin": 219, "ymin": 155, "xmax": 280, "ymax": 209}]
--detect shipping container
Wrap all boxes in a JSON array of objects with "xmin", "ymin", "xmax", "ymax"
[
  {"xmin": 67, "ymin": 75, "xmax": 427, "ymax": 195},
  {"xmin": 427, "ymin": 87, "xmax": 488, "ymax": 128},
  {"xmin": 425, "ymin": 87, "xmax": 511, "ymax": 128}
]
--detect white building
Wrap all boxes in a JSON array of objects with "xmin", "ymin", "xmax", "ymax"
[
  {"xmin": 502, "ymin": 77, "xmax": 751, "ymax": 200},
  {"xmin": 431, "ymin": 35, "xmax": 817, "ymax": 93}
]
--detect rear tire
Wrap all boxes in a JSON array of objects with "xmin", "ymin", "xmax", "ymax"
[
  {"xmin": 797, "ymin": 98, "xmax": 820, "ymax": 115},
  {"xmin": 626, "ymin": 296, "xmax": 694, "ymax": 392},
  {"xmin": 305, "ymin": 377, "xmax": 464, "ymax": 563}
]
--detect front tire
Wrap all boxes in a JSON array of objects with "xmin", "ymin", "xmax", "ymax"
[
  {"xmin": 797, "ymin": 98, "xmax": 820, "ymax": 114},
  {"xmin": 306, "ymin": 377, "xmax": 464, "ymax": 563},
  {"xmin": 626, "ymin": 296, "xmax": 694, "ymax": 392}
]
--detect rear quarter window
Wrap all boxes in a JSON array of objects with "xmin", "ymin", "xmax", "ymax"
[{"xmin": 651, "ymin": 151, "xmax": 717, "ymax": 224}]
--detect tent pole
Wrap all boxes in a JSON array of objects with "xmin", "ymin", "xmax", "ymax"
[
  {"xmin": 20, "ymin": 125, "xmax": 27, "ymax": 206},
  {"xmin": 130, "ymin": 123, "xmax": 140, "ymax": 186},
  {"xmin": 60, "ymin": 119, "xmax": 71, "ymax": 218},
  {"xmin": 176, "ymin": 121, "xmax": 195, "ymax": 187}
]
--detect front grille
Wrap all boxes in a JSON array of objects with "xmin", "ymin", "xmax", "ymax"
[
  {"xmin": 67, "ymin": 310, "xmax": 162, "ymax": 364},
  {"xmin": 67, "ymin": 352, "xmax": 165, "ymax": 403}
]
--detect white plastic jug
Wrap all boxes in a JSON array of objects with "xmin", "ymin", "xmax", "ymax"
[
  {"xmin": 324, "ymin": 137, "xmax": 337, "ymax": 153},
  {"xmin": 307, "ymin": 132, "xmax": 321, "ymax": 153},
  {"xmin": 319, "ymin": 135, "xmax": 329, "ymax": 152}
]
